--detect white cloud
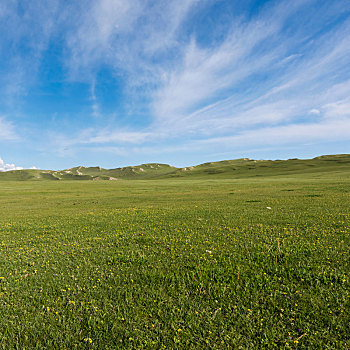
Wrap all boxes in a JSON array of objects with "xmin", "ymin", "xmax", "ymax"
[
  {"xmin": 140, "ymin": 0, "xmax": 200, "ymax": 55},
  {"xmin": 0, "ymin": 157, "xmax": 23, "ymax": 172},
  {"xmin": 89, "ymin": 130, "xmax": 152, "ymax": 144},
  {"xmin": 5, "ymin": 0, "xmax": 348, "ymax": 164},
  {"xmin": 194, "ymin": 117, "xmax": 350, "ymax": 151},
  {"xmin": 0, "ymin": 117, "xmax": 18, "ymax": 140},
  {"xmin": 90, "ymin": 80, "xmax": 100, "ymax": 117},
  {"xmin": 65, "ymin": 0, "xmax": 201, "ymax": 85},
  {"xmin": 323, "ymin": 98, "xmax": 350, "ymax": 119},
  {"xmin": 0, "ymin": 157, "xmax": 39, "ymax": 172},
  {"xmin": 151, "ymin": 0, "xmax": 311, "ymax": 124},
  {"xmin": 66, "ymin": 0, "xmax": 142, "ymax": 76},
  {"xmin": 0, "ymin": 1, "xmax": 60, "ymax": 101},
  {"xmin": 147, "ymin": 9, "xmax": 350, "ymax": 143},
  {"xmin": 309, "ymin": 109, "xmax": 321, "ymax": 115}
]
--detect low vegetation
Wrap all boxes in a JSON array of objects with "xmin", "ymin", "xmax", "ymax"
[
  {"xmin": 0, "ymin": 156, "xmax": 348, "ymax": 348},
  {"xmin": 0, "ymin": 154, "xmax": 349, "ymax": 181}
]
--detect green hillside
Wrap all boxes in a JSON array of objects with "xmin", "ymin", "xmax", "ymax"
[
  {"xmin": 166, "ymin": 154, "xmax": 350, "ymax": 179},
  {"xmin": 0, "ymin": 154, "xmax": 349, "ymax": 181}
]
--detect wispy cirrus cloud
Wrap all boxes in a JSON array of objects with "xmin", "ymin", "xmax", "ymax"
[
  {"xmin": 56, "ymin": 0, "xmax": 350, "ymax": 156},
  {"xmin": 66, "ymin": 0, "xmax": 142, "ymax": 77},
  {"xmin": 0, "ymin": 117, "xmax": 18, "ymax": 141},
  {"xmin": 151, "ymin": 2, "xmax": 350, "ymax": 137},
  {"xmin": 62, "ymin": 0, "xmax": 202, "ymax": 122},
  {"xmin": 65, "ymin": 0, "xmax": 200, "ymax": 79},
  {"xmin": 1, "ymin": 0, "xmax": 349, "ymax": 168},
  {"xmin": 0, "ymin": 1, "xmax": 60, "ymax": 101}
]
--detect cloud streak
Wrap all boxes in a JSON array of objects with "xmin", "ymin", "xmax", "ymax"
[
  {"xmin": 58, "ymin": 1, "xmax": 350, "ymax": 150},
  {"xmin": 0, "ymin": 117, "xmax": 18, "ymax": 141},
  {"xmin": 0, "ymin": 0, "xmax": 349, "ymax": 167}
]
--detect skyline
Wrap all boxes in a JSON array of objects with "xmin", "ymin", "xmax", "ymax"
[{"xmin": 1, "ymin": 0, "xmax": 350, "ymax": 171}]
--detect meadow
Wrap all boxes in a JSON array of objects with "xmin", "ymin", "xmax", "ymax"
[{"xmin": 0, "ymin": 172, "xmax": 349, "ymax": 348}]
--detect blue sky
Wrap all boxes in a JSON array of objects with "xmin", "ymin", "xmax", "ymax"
[{"xmin": 1, "ymin": 0, "xmax": 350, "ymax": 170}]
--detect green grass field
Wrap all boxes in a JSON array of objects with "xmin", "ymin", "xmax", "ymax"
[
  {"xmin": 0, "ymin": 169, "xmax": 349, "ymax": 348},
  {"xmin": 1, "ymin": 154, "xmax": 349, "ymax": 181}
]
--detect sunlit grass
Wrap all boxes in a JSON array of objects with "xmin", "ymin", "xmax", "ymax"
[{"xmin": 0, "ymin": 176, "xmax": 348, "ymax": 348}]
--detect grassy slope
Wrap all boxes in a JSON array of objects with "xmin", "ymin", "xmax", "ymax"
[
  {"xmin": 0, "ymin": 172, "xmax": 348, "ymax": 348},
  {"xmin": 162, "ymin": 154, "xmax": 350, "ymax": 179},
  {"xmin": 0, "ymin": 154, "xmax": 349, "ymax": 181}
]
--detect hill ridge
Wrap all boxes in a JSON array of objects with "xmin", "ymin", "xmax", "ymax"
[{"xmin": 0, "ymin": 154, "xmax": 349, "ymax": 181}]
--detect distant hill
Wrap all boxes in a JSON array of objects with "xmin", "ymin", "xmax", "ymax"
[{"xmin": 0, "ymin": 154, "xmax": 349, "ymax": 181}]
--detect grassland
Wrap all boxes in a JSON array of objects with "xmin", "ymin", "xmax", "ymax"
[
  {"xmin": 0, "ymin": 165, "xmax": 349, "ymax": 348},
  {"xmin": 0, "ymin": 154, "xmax": 349, "ymax": 181}
]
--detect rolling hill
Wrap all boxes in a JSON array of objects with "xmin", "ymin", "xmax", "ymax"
[{"xmin": 0, "ymin": 154, "xmax": 349, "ymax": 181}]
